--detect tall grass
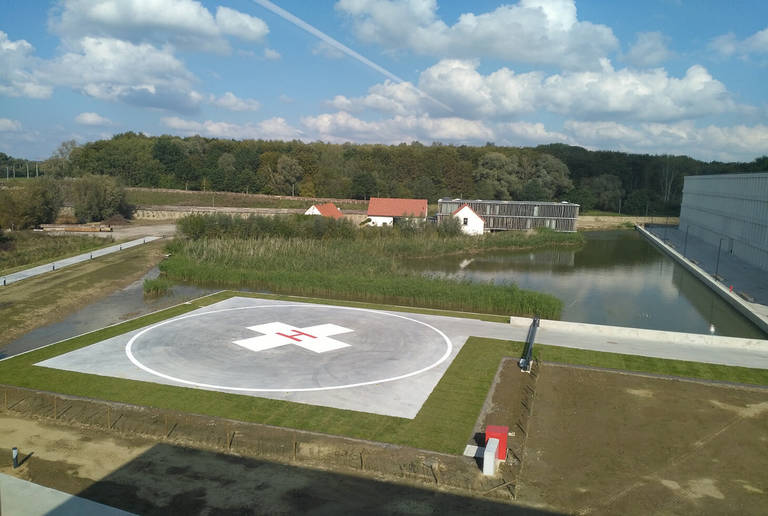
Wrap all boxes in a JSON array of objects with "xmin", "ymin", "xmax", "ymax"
[
  {"xmin": 163, "ymin": 214, "xmax": 584, "ymax": 318},
  {"xmin": 0, "ymin": 231, "xmax": 114, "ymax": 274}
]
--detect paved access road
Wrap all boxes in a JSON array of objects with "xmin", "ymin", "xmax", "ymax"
[{"xmin": 1, "ymin": 236, "xmax": 161, "ymax": 286}]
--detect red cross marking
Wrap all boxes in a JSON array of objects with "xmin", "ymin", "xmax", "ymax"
[{"xmin": 275, "ymin": 330, "xmax": 317, "ymax": 342}]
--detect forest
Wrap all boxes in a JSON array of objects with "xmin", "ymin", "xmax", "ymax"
[{"xmin": 2, "ymin": 134, "xmax": 766, "ymax": 215}]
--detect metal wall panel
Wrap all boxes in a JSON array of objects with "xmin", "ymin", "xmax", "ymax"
[
  {"xmin": 679, "ymin": 172, "xmax": 768, "ymax": 271},
  {"xmin": 437, "ymin": 199, "xmax": 579, "ymax": 232}
]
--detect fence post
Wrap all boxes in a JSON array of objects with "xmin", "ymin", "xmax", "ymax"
[{"xmin": 107, "ymin": 406, "xmax": 111, "ymax": 428}]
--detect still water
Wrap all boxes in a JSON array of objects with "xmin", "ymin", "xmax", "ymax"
[
  {"xmin": 1, "ymin": 267, "xmax": 214, "ymax": 358},
  {"xmin": 409, "ymin": 230, "xmax": 766, "ymax": 339}
]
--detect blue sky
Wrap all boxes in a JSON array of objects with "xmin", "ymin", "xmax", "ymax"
[{"xmin": 1, "ymin": 0, "xmax": 767, "ymax": 162}]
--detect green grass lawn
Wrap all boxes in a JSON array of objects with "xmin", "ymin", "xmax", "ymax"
[{"xmin": 2, "ymin": 291, "xmax": 766, "ymax": 454}]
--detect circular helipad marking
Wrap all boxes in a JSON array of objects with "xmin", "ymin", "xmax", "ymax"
[{"xmin": 125, "ymin": 304, "xmax": 452, "ymax": 392}]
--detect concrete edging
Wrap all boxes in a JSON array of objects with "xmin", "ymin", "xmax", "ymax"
[{"xmin": 635, "ymin": 224, "xmax": 768, "ymax": 334}]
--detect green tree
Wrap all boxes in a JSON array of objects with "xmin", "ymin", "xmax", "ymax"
[
  {"xmin": 583, "ymin": 174, "xmax": 624, "ymax": 212},
  {"xmin": 0, "ymin": 177, "xmax": 62, "ymax": 229},
  {"xmin": 72, "ymin": 175, "xmax": 133, "ymax": 222},
  {"xmin": 275, "ymin": 155, "xmax": 303, "ymax": 196}
]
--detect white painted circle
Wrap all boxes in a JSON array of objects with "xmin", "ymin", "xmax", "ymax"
[{"xmin": 125, "ymin": 304, "xmax": 453, "ymax": 392}]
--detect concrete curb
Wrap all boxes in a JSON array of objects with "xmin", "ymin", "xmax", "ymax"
[{"xmin": 636, "ymin": 225, "xmax": 768, "ymax": 334}]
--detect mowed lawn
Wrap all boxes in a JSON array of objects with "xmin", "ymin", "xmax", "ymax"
[{"xmin": 1, "ymin": 291, "xmax": 767, "ymax": 454}]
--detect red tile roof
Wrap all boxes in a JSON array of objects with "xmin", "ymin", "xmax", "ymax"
[
  {"xmin": 367, "ymin": 197, "xmax": 428, "ymax": 218},
  {"xmin": 451, "ymin": 203, "xmax": 485, "ymax": 222},
  {"xmin": 313, "ymin": 203, "xmax": 343, "ymax": 219}
]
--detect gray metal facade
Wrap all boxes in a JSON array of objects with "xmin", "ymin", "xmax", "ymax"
[
  {"xmin": 437, "ymin": 199, "xmax": 579, "ymax": 232},
  {"xmin": 679, "ymin": 172, "xmax": 768, "ymax": 272}
]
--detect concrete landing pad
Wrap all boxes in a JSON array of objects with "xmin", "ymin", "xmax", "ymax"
[{"xmin": 36, "ymin": 297, "xmax": 458, "ymax": 418}]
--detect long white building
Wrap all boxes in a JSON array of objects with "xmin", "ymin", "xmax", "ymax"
[{"xmin": 679, "ymin": 172, "xmax": 768, "ymax": 271}]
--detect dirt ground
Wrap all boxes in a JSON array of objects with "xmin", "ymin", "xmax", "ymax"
[
  {"xmin": 0, "ymin": 414, "xmax": 547, "ymax": 515},
  {"xmin": 0, "ymin": 240, "xmax": 166, "ymax": 349},
  {"xmin": 517, "ymin": 364, "xmax": 768, "ymax": 515},
  {"xmin": 472, "ymin": 358, "xmax": 537, "ymax": 497}
]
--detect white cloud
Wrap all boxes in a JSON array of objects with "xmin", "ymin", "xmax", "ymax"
[
  {"xmin": 215, "ymin": 6, "xmax": 269, "ymax": 42},
  {"xmin": 312, "ymin": 41, "xmax": 345, "ymax": 59},
  {"xmin": 75, "ymin": 112, "xmax": 111, "ymax": 125},
  {"xmin": 301, "ymin": 111, "xmax": 494, "ymax": 144},
  {"xmin": 162, "ymin": 116, "xmax": 302, "ymax": 140},
  {"xmin": 624, "ymin": 32, "xmax": 673, "ymax": 67},
  {"xmin": 335, "ymin": 59, "xmax": 744, "ymax": 122},
  {"xmin": 39, "ymin": 37, "xmax": 201, "ymax": 112},
  {"xmin": 710, "ymin": 26, "xmax": 768, "ymax": 57},
  {"xmin": 51, "ymin": 0, "xmax": 268, "ymax": 52},
  {"xmin": 263, "ymin": 48, "xmax": 281, "ymax": 60},
  {"xmin": 335, "ymin": 0, "xmax": 618, "ymax": 69},
  {"xmin": 0, "ymin": 118, "xmax": 22, "ymax": 131},
  {"xmin": 498, "ymin": 121, "xmax": 571, "ymax": 146},
  {"xmin": 279, "ymin": 94, "xmax": 294, "ymax": 103},
  {"xmin": 210, "ymin": 92, "xmax": 260, "ymax": 112},
  {"xmin": 0, "ymin": 31, "xmax": 52, "ymax": 98},
  {"xmin": 564, "ymin": 120, "xmax": 768, "ymax": 162}
]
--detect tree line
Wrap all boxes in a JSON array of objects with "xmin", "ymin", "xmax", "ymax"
[
  {"xmin": 5, "ymin": 134, "xmax": 767, "ymax": 216},
  {"xmin": 0, "ymin": 175, "xmax": 133, "ymax": 230}
]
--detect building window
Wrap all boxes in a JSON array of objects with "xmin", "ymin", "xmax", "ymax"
[{"xmin": 463, "ymin": 218, "xmax": 468, "ymax": 225}]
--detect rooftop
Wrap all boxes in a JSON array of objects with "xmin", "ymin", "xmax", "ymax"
[{"xmin": 367, "ymin": 197, "xmax": 428, "ymax": 218}]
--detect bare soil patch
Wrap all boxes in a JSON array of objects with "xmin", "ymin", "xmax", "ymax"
[
  {"xmin": 0, "ymin": 414, "xmax": 548, "ymax": 515},
  {"xmin": 518, "ymin": 364, "xmax": 768, "ymax": 515}
]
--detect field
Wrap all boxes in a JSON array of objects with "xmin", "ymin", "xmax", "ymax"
[
  {"xmin": 2, "ymin": 291, "xmax": 767, "ymax": 454},
  {"xmin": 125, "ymin": 187, "xmax": 368, "ymax": 212},
  {"xmin": 0, "ymin": 231, "xmax": 114, "ymax": 276},
  {"xmin": 1, "ymin": 290, "xmax": 768, "ymax": 511},
  {"xmin": 517, "ymin": 364, "xmax": 768, "ymax": 515}
]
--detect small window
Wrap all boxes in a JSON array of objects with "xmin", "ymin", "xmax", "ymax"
[{"xmin": 463, "ymin": 217, "xmax": 468, "ymax": 225}]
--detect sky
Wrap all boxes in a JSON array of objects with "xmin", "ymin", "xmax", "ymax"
[{"xmin": 1, "ymin": 0, "xmax": 767, "ymax": 162}]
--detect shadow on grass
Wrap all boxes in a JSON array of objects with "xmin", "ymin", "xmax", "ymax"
[{"xmin": 54, "ymin": 443, "xmax": 562, "ymax": 515}]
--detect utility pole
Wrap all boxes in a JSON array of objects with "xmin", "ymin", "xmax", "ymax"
[
  {"xmin": 36, "ymin": 163, "xmax": 38, "ymax": 177},
  {"xmin": 26, "ymin": 162, "xmax": 29, "ymax": 178}
]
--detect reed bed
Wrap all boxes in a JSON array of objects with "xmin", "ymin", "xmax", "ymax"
[{"xmin": 163, "ymin": 214, "xmax": 583, "ymax": 318}]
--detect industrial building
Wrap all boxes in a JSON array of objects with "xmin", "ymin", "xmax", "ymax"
[
  {"xmin": 679, "ymin": 172, "xmax": 768, "ymax": 272},
  {"xmin": 437, "ymin": 199, "xmax": 579, "ymax": 232}
]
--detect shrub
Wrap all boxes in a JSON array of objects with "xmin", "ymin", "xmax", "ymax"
[
  {"xmin": 0, "ymin": 177, "xmax": 62, "ymax": 229},
  {"xmin": 72, "ymin": 175, "xmax": 134, "ymax": 223}
]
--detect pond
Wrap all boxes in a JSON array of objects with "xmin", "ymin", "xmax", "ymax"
[{"xmin": 407, "ymin": 230, "xmax": 766, "ymax": 339}]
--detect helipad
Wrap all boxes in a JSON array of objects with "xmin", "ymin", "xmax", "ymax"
[{"xmin": 37, "ymin": 297, "xmax": 462, "ymax": 418}]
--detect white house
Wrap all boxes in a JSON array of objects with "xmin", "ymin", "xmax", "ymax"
[
  {"xmin": 366, "ymin": 197, "xmax": 428, "ymax": 227},
  {"xmin": 452, "ymin": 204, "xmax": 485, "ymax": 235}
]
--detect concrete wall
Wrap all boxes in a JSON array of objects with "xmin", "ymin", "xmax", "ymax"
[
  {"xmin": 368, "ymin": 216, "xmax": 393, "ymax": 227},
  {"xmin": 679, "ymin": 173, "xmax": 768, "ymax": 271}
]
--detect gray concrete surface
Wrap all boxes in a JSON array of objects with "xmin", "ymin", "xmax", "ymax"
[
  {"xmin": 0, "ymin": 473, "xmax": 136, "ymax": 516},
  {"xmin": 36, "ymin": 297, "xmax": 768, "ymax": 420},
  {"xmin": 0, "ymin": 236, "xmax": 161, "ymax": 286}
]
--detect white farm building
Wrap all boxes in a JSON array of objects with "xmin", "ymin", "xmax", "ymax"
[{"xmin": 451, "ymin": 204, "xmax": 485, "ymax": 235}]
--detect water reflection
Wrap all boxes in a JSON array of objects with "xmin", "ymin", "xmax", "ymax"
[{"xmin": 410, "ymin": 230, "xmax": 765, "ymax": 339}]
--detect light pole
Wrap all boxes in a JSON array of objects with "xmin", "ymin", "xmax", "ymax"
[{"xmin": 714, "ymin": 238, "xmax": 725, "ymax": 279}]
